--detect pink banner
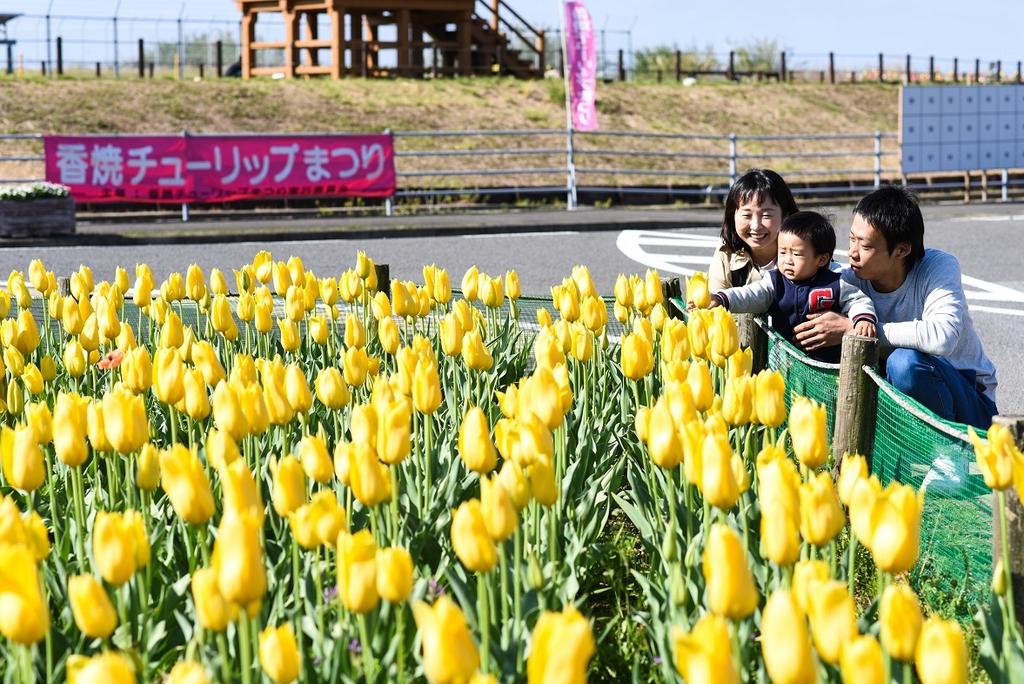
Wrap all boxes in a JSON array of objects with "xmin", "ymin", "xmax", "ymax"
[
  {"xmin": 44, "ymin": 133, "xmax": 396, "ymax": 204},
  {"xmin": 563, "ymin": 0, "xmax": 598, "ymax": 131}
]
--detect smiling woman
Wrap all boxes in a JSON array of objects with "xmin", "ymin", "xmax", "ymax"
[{"xmin": 708, "ymin": 169, "xmax": 799, "ymax": 292}]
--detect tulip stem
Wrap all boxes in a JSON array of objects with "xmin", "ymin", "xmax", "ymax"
[
  {"xmin": 390, "ymin": 468, "xmax": 400, "ymax": 545},
  {"xmin": 357, "ymin": 613, "xmax": 376, "ymax": 684},
  {"xmin": 217, "ymin": 632, "xmax": 230, "ymax": 684},
  {"xmin": 498, "ymin": 543, "xmax": 510, "ymax": 650},
  {"xmin": 513, "ymin": 528, "xmax": 523, "ymax": 672},
  {"xmin": 902, "ymin": 661, "xmax": 912, "ymax": 684},
  {"xmin": 239, "ymin": 612, "xmax": 253, "ymax": 684},
  {"xmin": 847, "ymin": 534, "xmax": 857, "ymax": 597},
  {"xmin": 423, "ymin": 413, "xmax": 433, "ymax": 512},
  {"xmin": 478, "ymin": 571, "xmax": 491, "ymax": 673},
  {"xmin": 396, "ymin": 605, "xmax": 407, "ymax": 683},
  {"xmin": 291, "ymin": 539, "xmax": 305, "ymax": 680},
  {"xmin": 71, "ymin": 466, "xmax": 90, "ymax": 572},
  {"xmin": 999, "ymin": 490, "xmax": 1018, "ymax": 628}
]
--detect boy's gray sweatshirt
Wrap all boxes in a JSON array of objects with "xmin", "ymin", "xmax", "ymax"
[{"xmin": 841, "ymin": 249, "xmax": 997, "ymax": 400}]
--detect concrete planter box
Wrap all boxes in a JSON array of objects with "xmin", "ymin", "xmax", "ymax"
[{"xmin": 0, "ymin": 197, "xmax": 76, "ymax": 238}]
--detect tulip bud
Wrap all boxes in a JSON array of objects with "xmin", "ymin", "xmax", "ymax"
[
  {"xmin": 271, "ymin": 454, "xmax": 306, "ymax": 517},
  {"xmin": 461, "ymin": 329, "xmax": 493, "ymax": 371},
  {"xmin": 806, "ymin": 579, "xmax": 857, "ymax": 664},
  {"xmin": 102, "ymin": 384, "xmax": 150, "ymax": 453},
  {"xmin": 880, "ymin": 583, "xmax": 923, "ymax": 662},
  {"xmin": 760, "ymin": 590, "xmax": 816, "ymax": 684},
  {"xmin": 348, "ymin": 443, "xmax": 391, "ymax": 507},
  {"xmin": 789, "ymin": 396, "xmax": 828, "ymax": 469},
  {"xmin": 93, "ymin": 511, "xmax": 138, "ymax": 586},
  {"xmin": 799, "ymin": 471, "xmax": 845, "ymax": 547},
  {"xmin": 481, "ymin": 473, "xmax": 518, "ymax": 541},
  {"xmin": 647, "ymin": 397, "xmax": 683, "ymax": 469},
  {"xmin": 451, "ymin": 499, "xmax": 498, "ymax": 573},
  {"xmin": 159, "ymin": 444, "xmax": 215, "ymax": 524},
  {"xmin": 837, "ymin": 454, "xmax": 869, "ymax": 507},
  {"xmin": 137, "ymin": 442, "xmax": 160, "ymax": 490},
  {"xmin": 458, "ymin": 407, "xmax": 497, "ymax": 474},
  {"xmin": 412, "ymin": 596, "xmax": 480, "ymax": 684},
  {"xmin": 259, "ymin": 623, "xmax": 301, "ymax": 684},
  {"xmin": 528, "ymin": 606, "xmax": 596, "ymax": 684},
  {"xmin": 841, "ymin": 634, "xmax": 885, "ymax": 684},
  {"xmin": 621, "ymin": 332, "xmax": 654, "ymax": 381},
  {"xmin": 213, "ymin": 512, "xmax": 267, "ymax": 608},
  {"xmin": 337, "ymin": 529, "xmax": 379, "ymax": 613},
  {"xmin": 915, "ymin": 617, "xmax": 967, "ymax": 684},
  {"xmin": 377, "ymin": 546, "xmax": 414, "ymax": 603},
  {"xmin": 68, "ymin": 574, "xmax": 118, "ymax": 639},
  {"xmin": 671, "ymin": 613, "xmax": 737, "ymax": 684},
  {"xmin": 702, "ymin": 524, "xmax": 758, "ymax": 619}
]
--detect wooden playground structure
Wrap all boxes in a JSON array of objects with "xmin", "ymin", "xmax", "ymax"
[{"xmin": 235, "ymin": 0, "xmax": 545, "ymax": 79}]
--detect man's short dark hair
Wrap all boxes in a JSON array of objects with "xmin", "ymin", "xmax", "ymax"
[
  {"xmin": 853, "ymin": 185, "xmax": 925, "ymax": 270},
  {"xmin": 780, "ymin": 211, "xmax": 836, "ymax": 260}
]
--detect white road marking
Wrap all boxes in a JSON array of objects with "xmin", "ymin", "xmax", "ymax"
[{"xmin": 616, "ymin": 229, "xmax": 1024, "ymax": 317}]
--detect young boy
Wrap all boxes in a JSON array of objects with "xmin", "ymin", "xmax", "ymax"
[{"xmin": 704, "ymin": 211, "xmax": 876, "ymax": 363}]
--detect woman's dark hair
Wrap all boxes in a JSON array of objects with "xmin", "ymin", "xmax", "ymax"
[
  {"xmin": 720, "ymin": 169, "xmax": 799, "ymax": 254},
  {"xmin": 853, "ymin": 185, "xmax": 926, "ymax": 271}
]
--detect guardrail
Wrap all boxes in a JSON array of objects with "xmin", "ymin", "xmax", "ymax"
[{"xmin": 4, "ymin": 127, "xmax": 1022, "ymax": 214}]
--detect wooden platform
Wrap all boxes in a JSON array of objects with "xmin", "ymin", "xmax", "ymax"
[{"xmin": 236, "ymin": 0, "xmax": 544, "ymax": 80}]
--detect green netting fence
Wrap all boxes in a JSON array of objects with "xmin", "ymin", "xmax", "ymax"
[{"xmin": 753, "ymin": 314, "xmax": 991, "ymax": 603}]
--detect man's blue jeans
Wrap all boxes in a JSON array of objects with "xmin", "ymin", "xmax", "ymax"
[{"xmin": 885, "ymin": 349, "xmax": 998, "ymax": 429}]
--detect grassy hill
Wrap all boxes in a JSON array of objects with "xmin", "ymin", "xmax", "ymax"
[{"xmin": 0, "ymin": 77, "xmax": 898, "ymax": 135}]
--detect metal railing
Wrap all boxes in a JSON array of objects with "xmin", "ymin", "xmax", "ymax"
[{"xmin": 5, "ymin": 127, "xmax": 1024, "ymax": 214}]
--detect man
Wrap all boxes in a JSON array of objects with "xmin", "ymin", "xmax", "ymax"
[{"xmin": 793, "ymin": 185, "xmax": 997, "ymax": 429}]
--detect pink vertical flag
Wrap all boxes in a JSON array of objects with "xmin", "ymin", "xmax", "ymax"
[{"xmin": 563, "ymin": 0, "xmax": 599, "ymax": 131}]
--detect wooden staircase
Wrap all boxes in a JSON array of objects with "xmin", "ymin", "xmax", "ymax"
[{"xmin": 236, "ymin": 0, "xmax": 545, "ymax": 79}]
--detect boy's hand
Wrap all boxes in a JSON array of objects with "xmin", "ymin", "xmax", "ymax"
[
  {"xmin": 853, "ymin": 320, "xmax": 876, "ymax": 338},
  {"xmin": 686, "ymin": 299, "xmax": 719, "ymax": 311}
]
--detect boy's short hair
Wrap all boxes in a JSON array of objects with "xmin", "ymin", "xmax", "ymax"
[
  {"xmin": 780, "ymin": 211, "xmax": 836, "ymax": 260},
  {"xmin": 853, "ymin": 185, "xmax": 926, "ymax": 270}
]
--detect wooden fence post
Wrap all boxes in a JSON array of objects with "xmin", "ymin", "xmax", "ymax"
[
  {"xmin": 878, "ymin": 53, "xmax": 884, "ymax": 82},
  {"xmin": 991, "ymin": 416, "xmax": 1024, "ymax": 629},
  {"xmin": 735, "ymin": 314, "xmax": 768, "ymax": 373},
  {"xmin": 728, "ymin": 50, "xmax": 735, "ymax": 80},
  {"xmin": 996, "ymin": 60, "xmax": 1002, "ymax": 82},
  {"xmin": 833, "ymin": 335, "xmax": 879, "ymax": 467},
  {"xmin": 56, "ymin": 36, "xmax": 63, "ymax": 76},
  {"xmin": 138, "ymin": 39, "xmax": 145, "ymax": 78},
  {"xmin": 905, "ymin": 54, "xmax": 912, "ymax": 83},
  {"xmin": 953, "ymin": 56, "xmax": 959, "ymax": 83},
  {"xmin": 975, "ymin": 58, "xmax": 980, "ymax": 84},
  {"xmin": 617, "ymin": 49, "xmax": 625, "ymax": 81},
  {"xmin": 828, "ymin": 52, "xmax": 835, "ymax": 84},
  {"xmin": 929, "ymin": 55, "xmax": 934, "ymax": 82},
  {"xmin": 675, "ymin": 50, "xmax": 681, "ymax": 82},
  {"xmin": 779, "ymin": 51, "xmax": 786, "ymax": 82}
]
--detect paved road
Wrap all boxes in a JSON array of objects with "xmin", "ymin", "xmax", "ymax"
[{"xmin": 2, "ymin": 203, "xmax": 1021, "ymax": 412}]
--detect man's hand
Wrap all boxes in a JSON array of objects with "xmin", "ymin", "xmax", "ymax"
[{"xmin": 793, "ymin": 311, "xmax": 853, "ymax": 351}]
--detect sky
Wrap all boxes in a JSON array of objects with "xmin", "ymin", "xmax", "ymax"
[{"xmin": 2, "ymin": 0, "xmax": 1023, "ymax": 69}]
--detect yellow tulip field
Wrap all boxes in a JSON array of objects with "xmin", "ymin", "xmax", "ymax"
[{"xmin": 0, "ymin": 252, "xmax": 1020, "ymax": 682}]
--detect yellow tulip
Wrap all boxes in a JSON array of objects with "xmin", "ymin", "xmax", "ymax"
[
  {"xmin": 647, "ymin": 396, "xmax": 683, "ymax": 469},
  {"xmin": 754, "ymin": 370, "xmax": 786, "ymax": 428},
  {"xmin": 0, "ymin": 543, "xmax": 49, "ymax": 644},
  {"xmin": 185, "ymin": 263, "xmax": 206, "ymax": 301},
  {"xmin": 153, "ymin": 347, "xmax": 185, "ymax": 405},
  {"xmin": 350, "ymin": 403, "xmax": 378, "ymax": 450},
  {"xmin": 534, "ymin": 327, "xmax": 566, "ymax": 369},
  {"xmin": 378, "ymin": 316, "xmax": 400, "ymax": 355},
  {"xmin": 837, "ymin": 454, "xmax": 869, "ymax": 506},
  {"xmin": 789, "ymin": 396, "xmax": 828, "ymax": 469},
  {"xmin": 701, "ymin": 431, "xmax": 739, "ymax": 511},
  {"xmin": 191, "ymin": 341, "xmax": 225, "ymax": 387},
  {"xmin": 297, "ymin": 433, "xmax": 333, "ymax": 483},
  {"xmin": 220, "ymin": 459, "xmax": 264, "ymax": 526},
  {"xmin": 94, "ymin": 295, "xmax": 120, "ymax": 342},
  {"xmin": 122, "ymin": 346, "xmax": 152, "ymax": 393},
  {"xmin": 709, "ymin": 307, "xmax": 739, "ymax": 366},
  {"xmin": 259, "ymin": 623, "xmax": 301, "ymax": 684},
  {"xmin": 159, "ymin": 444, "xmax": 215, "ymax": 524},
  {"xmin": 528, "ymin": 456, "xmax": 558, "ymax": 507},
  {"xmin": 880, "ymin": 583, "xmax": 923, "ymax": 662},
  {"xmin": 137, "ymin": 442, "xmax": 160, "ymax": 490},
  {"xmin": 68, "ymin": 574, "xmax": 118, "ymax": 639},
  {"xmin": 498, "ymin": 460, "xmax": 531, "ymax": 511},
  {"xmin": 167, "ymin": 661, "xmax": 210, "ymax": 684},
  {"xmin": 289, "ymin": 491, "xmax": 346, "ymax": 549},
  {"xmin": 688, "ymin": 309, "xmax": 710, "ymax": 359},
  {"xmin": 343, "ymin": 312, "xmax": 366, "ymax": 348},
  {"xmin": 518, "ymin": 366, "xmax": 563, "ymax": 429},
  {"xmin": 54, "ymin": 392, "xmax": 89, "ymax": 467},
  {"xmin": 63, "ymin": 338, "xmax": 88, "ymax": 378},
  {"xmin": 25, "ymin": 401, "xmax": 52, "ymax": 444},
  {"xmin": 799, "ymin": 471, "xmax": 845, "ymax": 546},
  {"xmin": 413, "ymin": 356, "xmax": 443, "ymax": 414},
  {"xmin": 686, "ymin": 272, "xmax": 711, "ymax": 308},
  {"xmin": 672, "ymin": 613, "xmax": 738, "ymax": 684},
  {"xmin": 271, "ymin": 454, "xmax": 307, "ymax": 517},
  {"xmin": 761, "ymin": 590, "xmax": 816, "ymax": 684},
  {"xmin": 527, "ymin": 606, "xmax": 595, "ymax": 684},
  {"xmin": 969, "ymin": 424, "xmax": 1019, "ymax": 490},
  {"xmin": 15, "ymin": 309, "xmax": 40, "ymax": 354},
  {"xmin": 21, "ymin": 363, "xmax": 43, "ymax": 395},
  {"xmin": 841, "ymin": 634, "xmax": 885, "ymax": 684},
  {"xmin": 849, "ymin": 475, "xmax": 882, "ymax": 547},
  {"xmin": 213, "ymin": 512, "xmax": 267, "ymax": 608},
  {"xmin": 66, "ymin": 651, "xmax": 136, "ymax": 683},
  {"xmin": 481, "ymin": 473, "xmax": 518, "ymax": 541},
  {"xmin": 1, "ymin": 424, "xmax": 44, "ymax": 492},
  {"xmin": 308, "ymin": 315, "xmax": 329, "ymax": 346},
  {"xmin": 337, "ymin": 529, "xmax": 379, "ymax": 613},
  {"xmin": 277, "ymin": 318, "xmax": 300, "ymax": 352},
  {"xmin": 376, "ymin": 397, "xmax": 412, "ymax": 465},
  {"xmin": 342, "ymin": 345, "xmax": 370, "ymax": 387},
  {"xmin": 458, "ymin": 407, "xmax": 497, "ymax": 474},
  {"xmin": 255, "ymin": 299, "xmax": 274, "ymax": 332},
  {"xmin": 284, "ymin": 364, "xmax": 313, "ymax": 414},
  {"xmin": 791, "ymin": 559, "xmax": 829, "ymax": 613},
  {"xmin": 806, "ymin": 579, "xmax": 856, "ymax": 664},
  {"xmin": 687, "ymin": 359, "xmax": 714, "ymax": 412},
  {"xmin": 208, "ymin": 380, "xmax": 246, "ymax": 440},
  {"xmin": 93, "ymin": 511, "xmax": 138, "ymax": 586},
  {"xmin": 660, "ymin": 318, "xmax": 690, "ymax": 363},
  {"xmin": 915, "ymin": 617, "xmax": 967, "ymax": 684},
  {"xmin": 348, "ymin": 443, "xmax": 391, "ymax": 507},
  {"xmin": 758, "ymin": 458, "xmax": 802, "ymax": 566},
  {"xmin": 102, "ymin": 385, "xmax": 149, "ymax": 454},
  {"xmin": 160, "ymin": 310, "xmax": 184, "ymax": 349},
  {"xmin": 315, "ymin": 367, "xmax": 350, "ymax": 410},
  {"xmin": 721, "ymin": 375, "xmax": 754, "ymax": 426},
  {"xmin": 621, "ymin": 332, "xmax": 654, "ymax": 380},
  {"xmin": 702, "ymin": 524, "xmax": 758, "ymax": 619},
  {"xmin": 462, "ymin": 328, "xmax": 493, "ymax": 371},
  {"xmin": 451, "ymin": 499, "xmax": 498, "ymax": 573},
  {"xmin": 867, "ymin": 482, "xmax": 923, "ymax": 574},
  {"xmin": 377, "ymin": 546, "xmax": 414, "ymax": 603},
  {"xmin": 412, "ymin": 595, "xmax": 479, "ymax": 684}
]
